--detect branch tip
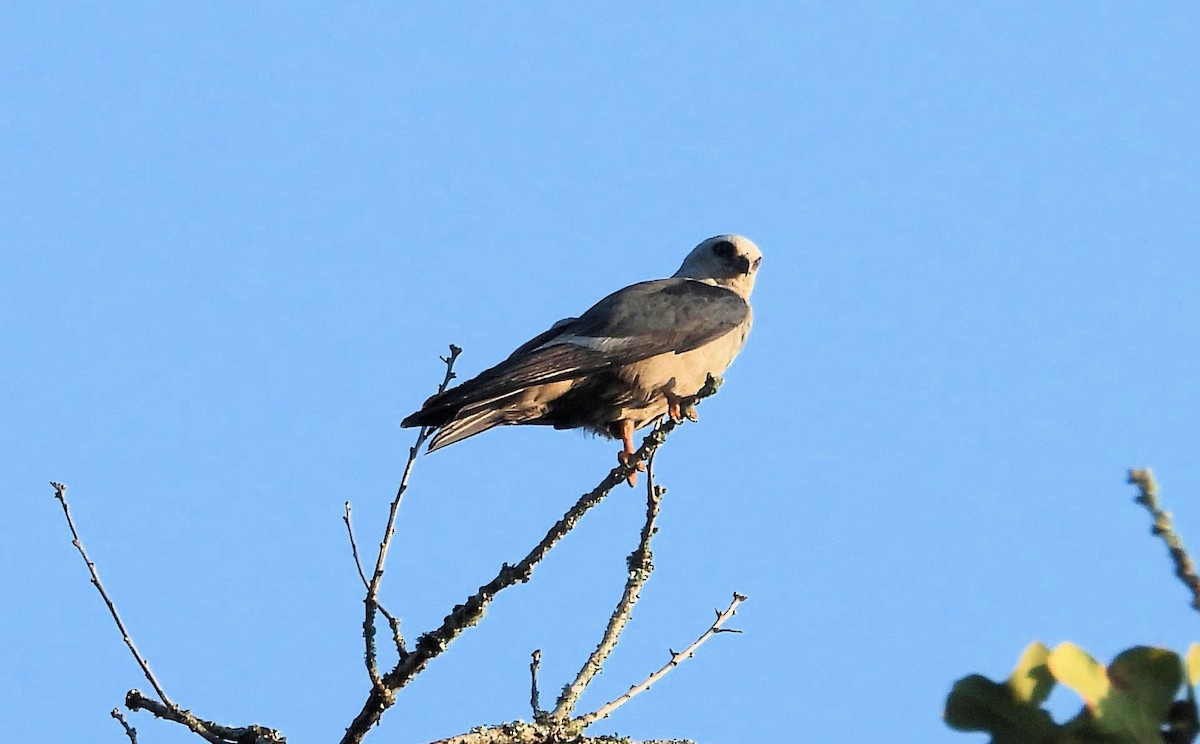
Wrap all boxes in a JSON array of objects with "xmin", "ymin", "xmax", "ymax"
[
  {"xmin": 111, "ymin": 707, "xmax": 138, "ymax": 744},
  {"xmin": 1128, "ymin": 468, "xmax": 1200, "ymax": 614},
  {"xmin": 530, "ymin": 649, "xmax": 543, "ymax": 718}
]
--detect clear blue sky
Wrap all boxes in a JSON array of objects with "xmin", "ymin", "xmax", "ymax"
[{"xmin": 3, "ymin": 4, "xmax": 1198, "ymax": 743}]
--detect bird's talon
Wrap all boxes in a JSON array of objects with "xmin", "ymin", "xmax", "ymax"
[
  {"xmin": 668, "ymin": 398, "xmax": 683, "ymax": 423},
  {"xmin": 683, "ymin": 402, "xmax": 699, "ymax": 422},
  {"xmin": 617, "ymin": 451, "xmax": 647, "ymax": 471},
  {"xmin": 617, "ymin": 449, "xmax": 646, "ymax": 488}
]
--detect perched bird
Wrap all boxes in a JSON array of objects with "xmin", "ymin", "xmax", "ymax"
[{"xmin": 402, "ymin": 235, "xmax": 762, "ymax": 483}]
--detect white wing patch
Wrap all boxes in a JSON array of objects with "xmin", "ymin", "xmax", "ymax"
[{"xmin": 537, "ymin": 333, "xmax": 629, "ymax": 353}]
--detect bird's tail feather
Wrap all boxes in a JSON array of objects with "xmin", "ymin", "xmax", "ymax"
[{"xmin": 427, "ymin": 405, "xmax": 511, "ymax": 452}]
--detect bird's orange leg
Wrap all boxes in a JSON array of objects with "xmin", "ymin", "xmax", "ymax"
[{"xmin": 615, "ymin": 419, "xmax": 644, "ymax": 487}]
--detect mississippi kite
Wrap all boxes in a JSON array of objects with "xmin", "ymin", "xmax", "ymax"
[{"xmin": 402, "ymin": 234, "xmax": 762, "ymax": 482}]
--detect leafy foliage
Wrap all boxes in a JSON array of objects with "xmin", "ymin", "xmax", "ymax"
[{"xmin": 945, "ymin": 642, "xmax": 1200, "ymax": 744}]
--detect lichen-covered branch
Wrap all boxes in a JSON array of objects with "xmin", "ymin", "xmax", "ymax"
[
  {"xmin": 126, "ymin": 691, "xmax": 284, "ymax": 744},
  {"xmin": 341, "ymin": 447, "xmax": 643, "ymax": 742},
  {"xmin": 1128, "ymin": 468, "xmax": 1200, "ymax": 612},
  {"xmin": 553, "ymin": 453, "xmax": 665, "ymax": 719},
  {"xmin": 578, "ymin": 592, "xmax": 747, "ymax": 726},
  {"xmin": 339, "ymin": 378, "xmax": 724, "ymax": 744},
  {"xmin": 530, "ymin": 650, "xmax": 544, "ymax": 719},
  {"xmin": 428, "ymin": 720, "xmax": 693, "ymax": 744}
]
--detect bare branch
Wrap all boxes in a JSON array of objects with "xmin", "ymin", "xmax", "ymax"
[
  {"xmin": 578, "ymin": 592, "xmax": 748, "ymax": 726},
  {"xmin": 111, "ymin": 708, "xmax": 138, "ymax": 744},
  {"xmin": 340, "ymin": 377, "xmax": 722, "ymax": 744},
  {"xmin": 553, "ymin": 452, "xmax": 665, "ymax": 719},
  {"xmin": 50, "ymin": 482, "xmax": 174, "ymax": 707},
  {"xmin": 363, "ymin": 344, "xmax": 462, "ymax": 689},
  {"xmin": 1129, "ymin": 468, "xmax": 1200, "ymax": 612}
]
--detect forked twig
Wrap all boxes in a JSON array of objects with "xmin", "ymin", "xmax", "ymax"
[
  {"xmin": 578, "ymin": 592, "xmax": 747, "ymax": 726},
  {"xmin": 343, "ymin": 442, "xmax": 645, "ymax": 741},
  {"xmin": 1129, "ymin": 468, "xmax": 1200, "ymax": 612},
  {"xmin": 363, "ymin": 344, "xmax": 461, "ymax": 689},
  {"xmin": 344, "ymin": 502, "xmax": 407, "ymax": 658},
  {"xmin": 554, "ymin": 452, "xmax": 665, "ymax": 719}
]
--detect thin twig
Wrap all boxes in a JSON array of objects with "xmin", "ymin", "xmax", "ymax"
[
  {"xmin": 363, "ymin": 344, "xmax": 461, "ymax": 690},
  {"xmin": 50, "ymin": 482, "xmax": 174, "ymax": 707},
  {"xmin": 111, "ymin": 708, "xmax": 138, "ymax": 744},
  {"xmin": 1129, "ymin": 468, "xmax": 1200, "ymax": 612},
  {"xmin": 344, "ymin": 502, "xmax": 407, "ymax": 658},
  {"xmin": 578, "ymin": 592, "xmax": 747, "ymax": 726},
  {"xmin": 126, "ymin": 690, "xmax": 285, "ymax": 743},
  {"xmin": 530, "ymin": 650, "xmax": 543, "ymax": 719},
  {"xmin": 339, "ymin": 376, "xmax": 723, "ymax": 744},
  {"xmin": 553, "ymin": 452, "xmax": 665, "ymax": 719}
]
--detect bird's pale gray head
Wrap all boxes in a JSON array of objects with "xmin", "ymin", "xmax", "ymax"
[{"xmin": 673, "ymin": 234, "xmax": 763, "ymax": 298}]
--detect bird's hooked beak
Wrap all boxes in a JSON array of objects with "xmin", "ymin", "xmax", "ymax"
[{"xmin": 736, "ymin": 255, "xmax": 760, "ymax": 275}]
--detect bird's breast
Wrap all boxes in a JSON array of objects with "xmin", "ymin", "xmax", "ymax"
[{"xmin": 619, "ymin": 324, "xmax": 750, "ymax": 401}]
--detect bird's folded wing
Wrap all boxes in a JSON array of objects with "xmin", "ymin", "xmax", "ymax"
[
  {"xmin": 560, "ymin": 278, "xmax": 749, "ymax": 361},
  {"xmin": 403, "ymin": 278, "xmax": 748, "ymax": 424}
]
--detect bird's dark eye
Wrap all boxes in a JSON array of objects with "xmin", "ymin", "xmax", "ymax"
[{"xmin": 712, "ymin": 240, "xmax": 736, "ymax": 259}]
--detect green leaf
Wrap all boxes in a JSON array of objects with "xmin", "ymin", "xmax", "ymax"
[
  {"xmin": 944, "ymin": 674, "xmax": 1057, "ymax": 744},
  {"xmin": 1051, "ymin": 644, "xmax": 1183, "ymax": 742},
  {"xmin": 1009, "ymin": 641, "xmax": 1054, "ymax": 705},
  {"xmin": 1048, "ymin": 642, "xmax": 1109, "ymax": 709},
  {"xmin": 1108, "ymin": 646, "xmax": 1184, "ymax": 719},
  {"xmin": 945, "ymin": 645, "xmax": 1059, "ymax": 744}
]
